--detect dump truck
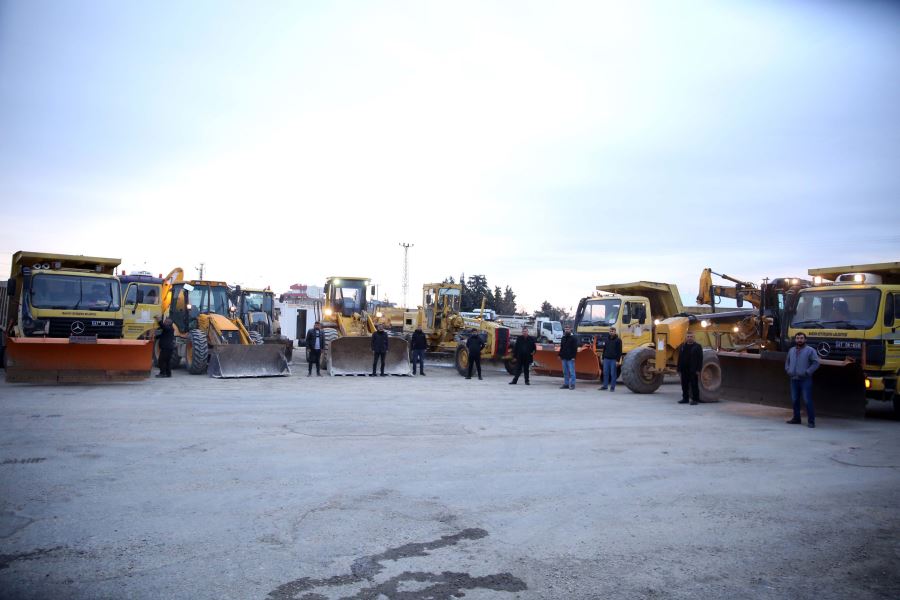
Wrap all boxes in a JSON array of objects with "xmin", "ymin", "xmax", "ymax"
[
  {"xmin": 230, "ymin": 286, "xmax": 294, "ymax": 362},
  {"xmin": 119, "ymin": 271, "xmax": 168, "ymax": 368},
  {"xmin": 321, "ymin": 276, "xmax": 410, "ymax": 375},
  {"xmin": 161, "ymin": 269, "xmax": 289, "ymax": 378},
  {"xmin": 789, "ymin": 262, "xmax": 900, "ymax": 415},
  {"xmin": 400, "ymin": 282, "xmax": 513, "ymax": 376},
  {"xmin": 533, "ymin": 281, "xmax": 685, "ymax": 381},
  {"xmin": 3, "ymin": 251, "xmax": 153, "ymax": 382}
]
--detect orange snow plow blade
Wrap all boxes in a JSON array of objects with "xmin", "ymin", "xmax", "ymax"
[
  {"xmin": 4, "ymin": 337, "xmax": 153, "ymax": 383},
  {"xmin": 532, "ymin": 344, "xmax": 602, "ymax": 380}
]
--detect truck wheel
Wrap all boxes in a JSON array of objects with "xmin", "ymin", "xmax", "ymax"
[
  {"xmin": 152, "ymin": 339, "xmax": 161, "ymax": 367},
  {"xmin": 169, "ymin": 348, "xmax": 181, "ymax": 369},
  {"xmin": 455, "ymin": 343, "xmax": 470, "ymax": 377},
  {"xmin": 539, "ymin": 336, "xmax": 551, "ymax": 344},
  {"xmin": 622, "ymin": 346, "xmax": 663, "ymax": 394},
  {"xmin": 504, "ymin": 358, "xmax": 519, "ymax": 375},
  {"xmin": 699, "ymin": 350, "xmax": 723, "ymax": 402},
  {"xmin": 249, "ymin": 331, "xmax": 264, "ymax": 345},
  {"xmin": 321, "ymin": 328, "xmax": 339, "ymax": 371},
  {"xmin": 186, "ymin": 329, "xmax": 209, "ymax": 374}
]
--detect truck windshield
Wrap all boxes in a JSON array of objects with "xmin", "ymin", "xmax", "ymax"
[
  {"xmin": 791, "ymin": 289, "xmax": 881, "ymax": 330},
  {"xmin": 31, "ymin": 274, "xmax": 121, "ymax": 311},
  {"xmin": 189, "ymin": 285, "xmax": 231, "ymax": 317},
  {"xmin": 438, "ymin": 288, "xmax": 461, "ymax": 312},
  {"xmin": 333, "ymin": 282, "xmax": 367, "ymax": 312},
  {"xmin": 244, "ymin": 292, "xmax": 266, "ymax": 313},
  {"xmin": 552, "ymin": 321, "xmax": 562, "ymax": 332},
  {"xmin": 579, "ymin": 299, "xmax": 621, "ymax": 327}
]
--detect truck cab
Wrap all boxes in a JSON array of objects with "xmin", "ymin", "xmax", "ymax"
[
  {"xmin": 119, "ymin": 272, "xmax": 163, "ymax": 340},
  {"xmin": 788, "ymin": 263, "xmax": 900, "ymax": 410}
]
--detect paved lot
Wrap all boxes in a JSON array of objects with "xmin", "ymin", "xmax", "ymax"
[{"xmin": 1, "ymin": 364, "xmax": 898, "ymax": 600}]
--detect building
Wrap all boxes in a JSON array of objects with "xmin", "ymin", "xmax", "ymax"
[{"xmin": 277, "ymin": 284, "xmax": 324, "ymax": 346}]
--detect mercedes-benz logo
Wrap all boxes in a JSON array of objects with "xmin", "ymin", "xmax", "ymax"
[
  {"xmin": 816, "ymin": 342, "xmax": 831, "ymax": 357},
  {"xmin": 70, "ymin": 321, "xmax": 86, "ymax": 335}
]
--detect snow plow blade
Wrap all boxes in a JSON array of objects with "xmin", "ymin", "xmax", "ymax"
[
  {"xmin": 532, "ymin": 344, "xmax": 602, "ymax": 380},
  {"xmin": 4, "ymin": 337, "xmax": 153, "ymax": 383},
  {"xmin": 328, "ymin": 336, "xmax": 410, "ymax": 376},
  {"xmin": 208, "ymin": 344, "xmax": 290, "ymax": 378},
  {"xmin": 718, "ymin": 351, "xmax": 867, "ymax": 418}
]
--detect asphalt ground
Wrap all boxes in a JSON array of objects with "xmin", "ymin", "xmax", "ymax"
[{"xmin": 1, "ymin": 362, "xmax": 898, "ymax": 600}]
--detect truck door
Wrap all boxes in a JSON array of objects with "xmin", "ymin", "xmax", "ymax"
[
  {"xmin": 885, "ymin": 292, "xmax": 900, "ymax": 368},
  {"xmin": 620, "ymin": 301, "xmax": 652, "ymax": 352}
]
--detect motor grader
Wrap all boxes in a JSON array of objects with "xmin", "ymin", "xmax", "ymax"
[
  {"xmin": 320, "ymin": 276, "xmax": 410, "ymax": 375},
  {"xmin": 401, "ymin": 283, "xmax": 514, "ymax": 376},
  {"xmin": 160, "ymin": 269, "xmax": 289, "ymax": 378}
]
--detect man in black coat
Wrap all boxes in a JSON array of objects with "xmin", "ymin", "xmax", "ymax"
[
  {"xmin": 465, "ymin": 332, "xmax": 485, "ymax": 380},
  {"xmin": 558, "ymin": 324, "xmax": 579, "ymax": 390},
  {"xmin": 600, "ymin": 326, "xmax": 623, "ymax": 392},
  {"xmin": 305, "ymin": 321, "xmax": 326, "ymax": 376},
  {"xmin": 677, "ymin": 331, "xmax": 704, "ymax": 405},
  {"xmin": 509, "ymin": 327, "xmax": 537, "ymax": 385},
  {"xmin": 371, "ymin": 324, "xmax": 390, "ymax": 376},
  {"xmin": 410, "ymin": 327, "xmax": 428, "ymax": 376},
  {"xmin": 155, "ymin": 316, "xmax": 176, "ymax": 378}
]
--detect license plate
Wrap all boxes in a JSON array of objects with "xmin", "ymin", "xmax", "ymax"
[{"xmin": 91, "ymin": 320, "xmax": 114, "ymax": 327}]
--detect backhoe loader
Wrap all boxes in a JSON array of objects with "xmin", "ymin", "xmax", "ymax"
[
  {"xmin": 3, "ymin": 251, "xmax": 153, "ymax": 382},
  {"xmin": 320, "ymin": 276, "xmax": 410, "ymax": 375},
  {"xmin": 230, "ymin": 286, "xmax": 293, "ymax": 362},
  {"xmin": 161, "ymin": 269, "xmax": 289, "ymax": 378}
]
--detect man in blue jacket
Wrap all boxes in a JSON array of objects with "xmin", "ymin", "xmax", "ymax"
[{"xmin": 785, "ymin": 332, "xmax": 820, "ymax": 428}]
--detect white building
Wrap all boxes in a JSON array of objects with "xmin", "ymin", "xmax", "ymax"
[{"xmin": 277, "ymin": 284, "xmax": 324, "ymax": 346}]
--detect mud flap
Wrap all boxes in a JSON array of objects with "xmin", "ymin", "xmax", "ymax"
[
  {"xmin": 208, "ymin": 344, "xmax": 290, "ymax": 378},
  {"xmin": 328, "ymin": 337, "xmax": 411, "ymax": 376},
  {"xmin": 718, "ymin": 351, "xmax": 867, "ymax": 418},
  {"xmin": 4, "ymin": 337, "xmax": 153, "ymax": 383},
  {"xmin": 532, "ymin": 345, "xmax": 601, "ymax": 380}
]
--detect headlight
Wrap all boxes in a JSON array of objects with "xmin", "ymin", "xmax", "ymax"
[
  {"xmin": 865, "ymin": 378, "xmax": 871, "ymax": 389},
  {"xmin": 733, "ymin": 326, "xmax": 739, "ymax": 332},
  {"xmin": 324, "ymin": 308, "xmax": 333, "ymax": 317},
  {"xmin": 186, "ymin": 303, "xmax": 193, "ymax": 310},
  {"xmin": 654, "ymin": 319, "xmax": 660, "ymax": 326},
  {"xmin": 700, "ymin": 320, "xmax": 709, "ymax": 328},
  {"xmin": 376, "ymin": 311, "xmax": 384, "ymax": 318}
]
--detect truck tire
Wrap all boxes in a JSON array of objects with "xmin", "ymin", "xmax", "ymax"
[
  {"xmin": 186, "ymin": 329, "xmax": 209, "ymax": 374},
  {"xmin": 249, "ymin": 331, "xmax": 264, "ymax": 345},
  {"xmin": 455, "ymin": 343, "xmax": 470, "ymax": 377},
  {"xmin": 699, "ymin": 350, "xmax": 723, "ymax": 402},
  {"xmin": 321, "ymin": 328, "xmax": 339, "ymax": 371},
  {"xmin": 540, "ymin": 336, "xmax": 551, "ymax": 344},
  {"xmin": 622, "ymin": 346, "xmax": 664, "ymax": 394},
  {"xmin": 504, "ymin": 358, "xmax": 519, "ymax": 375}
]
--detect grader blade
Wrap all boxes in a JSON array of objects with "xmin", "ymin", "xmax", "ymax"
[
  {"xmin": 208, "ymin": 344, "xmax": 290, "ymax": 378},
  {"xmin": 328, "ymin": 336, "xmax": 410, "ymax": 376},
  {"xmin": 4, "ymin": 337, "xmax": 153, "ymax": 383},
  {"xmin": 532, "ymin": 345, "xmax": 602, "ymax": 380},
  {"xmin": 718, "ymin": 351, "xmax": 867, "ymax": 418}
]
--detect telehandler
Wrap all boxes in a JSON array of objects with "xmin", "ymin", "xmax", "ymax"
[{"xmin": 160, "ymin": 269, "xmax": 289, "ymax": 378}]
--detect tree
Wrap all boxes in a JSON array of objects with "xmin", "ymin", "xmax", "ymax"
[
  {"xmin": 503, "ymin": 286, "xmax": 517, "ymax": 314},
  {"xmin": 493, "ymin": 286, "xmax": 504, "ymax": 313},
  {"xmin": 464, "ymin": 274, "xmax": 491, "ymax": 312},
  {"xmin": 534, "ymin": 300, "xmax": 570, "ymax": 322}
]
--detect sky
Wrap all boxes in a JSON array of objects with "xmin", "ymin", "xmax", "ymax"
[{"xmin": 1, "ymin": 0, "xmax": 898, "ymax": 314}]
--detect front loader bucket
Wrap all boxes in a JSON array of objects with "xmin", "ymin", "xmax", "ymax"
[
  {"xmin": 532, "ymin": 344, "xmax": 602, "ymax": 380},
  {"xmin": 328, "ymin": 336, "xmax": 410, "ymax": 376},
  {"xmin": 5, "ymin": 337, "xmax": 153, "ymax": 383},
  {"xmin": 208, "ymin": 344, "xmax": 290, "ymax": 378},
  {"xmin": 718, "ymin": 351, "xmax": 867, "ymax": 418}
]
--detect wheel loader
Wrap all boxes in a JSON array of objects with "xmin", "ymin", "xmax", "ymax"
[
  {"xmin": 401, "ymin": 283, "xmax": 514, "ymax": 376},
  {"xmin": 160, "ymin": 269, "xmax": 290, "ymax": 378},
  {"xmin": 532, "ymin": 281, "xmax": 685, "ymax": 381},
  {"xmin": 320, "ymin": 276, "xmax": 410, "ymax": 375},
  {"xmin": 3, "ymin": 251, "xmax": 153, "ymax": 383},
  {"xmin": 230, "ymin": 286, "xmax": 294, "ymax": 362}
]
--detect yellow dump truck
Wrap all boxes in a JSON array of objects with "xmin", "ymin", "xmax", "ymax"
[
  {"xmin": 533, "ymin": 281, "xmax": 685, "ymax": 381},
  {"xmin": 3, "ymin": 251, "xmax": 153, "ymax": 382}
]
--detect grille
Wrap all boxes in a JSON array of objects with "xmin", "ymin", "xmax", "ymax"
[
  {"xmin": 48, "ymin": 318, "xmax": 123, "ymax": 339},
  {"xmin": 806, "ymin": 337, "xmax": 884, "ymax": 366},
  {"xmin": 495, "ymin": 327, "xmax": 510, "ymax": 358}
]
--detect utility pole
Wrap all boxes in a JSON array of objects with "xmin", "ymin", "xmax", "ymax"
[
  {"xmin": 196, "ymin": 263, "xmax": 205, "ymax": 279},
  {"xmin": 399, "ymin": 243, "xmax": 413, "ymax": 308}
]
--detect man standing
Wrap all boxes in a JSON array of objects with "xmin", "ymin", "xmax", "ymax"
[
  {"xmin": 155, "ymin": 316, "xmax": 175, "ymax": 378},
  {"xmin": 305, "ymin": 321, "xmax": 325, "ymax": 377},
  {"xmin": 677, "ymin": 331, "xmax": 703, "ymax": 405},
  {"xmin": 411, "ymin": 327, "xmax": 427, "ymax": 376},
  {"xmin": 558, "ymin": 324, "xmax": 578, "ymax": 390},
  {"xmin": 465, "ymin": 332, "xmax": 484, "ymax": 380},
  {"xmin": 509, "ymin": 327, "xmax": 536, "ymax": 385},
  {"xmin": 371, "ymin": 324, "xmax": 389, "ymax": 376},
  {"xmin": 785, "ymin": 332, "xmax": 820, "ymax": 428},
  {"xmin": 600, "ymin": 326, "xmax": 622, "ymax": 391}
]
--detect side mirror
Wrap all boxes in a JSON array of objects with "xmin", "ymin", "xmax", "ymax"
[
  {"xmin": 6, "ymin": 278, "xmax": 14, "ymax": 296},
  {"xmin": 736, "ymin": 293, "xmax": 744, "ymax": 308},
  {"xmin": 621, "ymin": 313, "xmax": 631, "ymax": 325},
  {"xmin": 425, "ymin": 294, "xmax": 432, "ymax": 305},
  {"xmin": 638, "ymin": 305, "xmax": 647, "ymax": 325},
  {"xmin": 370, "ymin": 286, "xmax": 376, "ymax": 296}
]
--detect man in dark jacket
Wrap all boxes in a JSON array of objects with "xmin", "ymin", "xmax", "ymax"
[
  {"xmin": 410, "ymin": 327, "xmax": 428, "ymax": 375},
  {"xmin": 510, "ymin": 327, "xmax": 537, "ymax": 385},
  {"xmin": 155, "ymin": 316, "xmax": 176, "ymax": 378},
  {"xmin": 305, "ymin": 321, "xmax": 325, "ymax": 376},
  {"xmin": 465, "ymin": 332, "xmax": 485, "ymax": 380},
  {"xmin": 558, "ymin": 324, "xmax": 578, "ymax": 390},
  {"xmin": 371, "ymin": 324, "xmax": 389, "ymax": 376},
  {"xmin": 784, "ymin": 332, "xmax": 820, "ymax": 427},
  {"xmin": 677, "ymin": 331, "xmax": 704, "ymax": 405},
  {"xmin": 600, "ymin": 326, "xmax": 623, "ymax": 391}
]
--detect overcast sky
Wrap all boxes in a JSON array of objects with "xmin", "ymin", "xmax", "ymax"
[{"xmin": 1, "ymin": 0, "xmax": 898, "ymax": 313}]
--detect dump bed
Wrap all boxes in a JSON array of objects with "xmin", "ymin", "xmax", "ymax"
[
  {"xmin": 595, "ymin": 281, "xmax": 685, "ymax": 319},
  {"xmin": 808, "ymin": 262, "xmax": 900, "ymax": 284}
]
